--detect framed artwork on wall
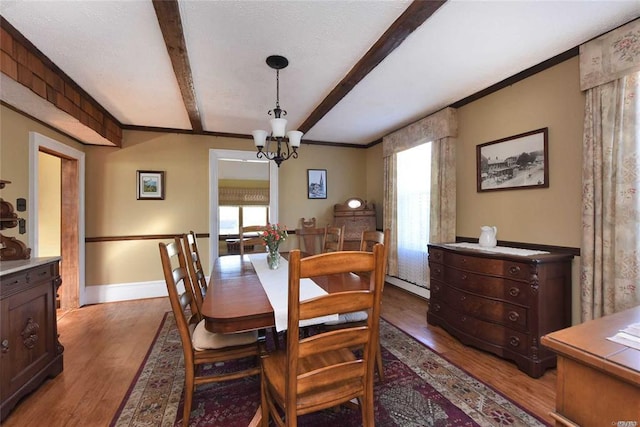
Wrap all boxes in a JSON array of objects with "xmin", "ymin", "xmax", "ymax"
[
  {"xmin": 476, "ymin": 128, "xmax": 549, "ymax": 192},
  {"xmin": 307, "ymin": 169, "xmax": 327, "ymax": 199},
  {"xmin": 137, "ymin": 170, "xmax": 165, "ymax": 200}
]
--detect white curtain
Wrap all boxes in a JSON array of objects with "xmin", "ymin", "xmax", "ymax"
[{"xmin": 396, "ymin": 142, "xmax": 431, "ymax": 286}]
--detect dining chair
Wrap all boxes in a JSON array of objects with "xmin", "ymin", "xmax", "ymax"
[
  {"xmin": 183, "ymin": 231, "xmax": 207, "ymax": 316},
  {"xmin": 324, "ymin": 229, "xmax": 390, "ymax": 381},
  {"xmin": 296, "ymin": 217, "xmax": 323, "ymax": 255},
  {"xmin": 322, "ymin": 224, "xmax": 344, "ymax": 253},
  {"xmin": 159, "ymin": 237, "xmax": 262, "ymax": 427},
  {"xmin": 240, "ymin": 225, "xmax": 268, "ymax": 256},
  {"xmin": 259, "ymin": 246, "xmax": 385, "ymax": 426}
]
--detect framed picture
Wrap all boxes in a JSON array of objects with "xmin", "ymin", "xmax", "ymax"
[
  {"xmin": 307, "ymin": 169, "xmax": 327, "ymax": 199},
  {"xmin": 137, "ymin": 170, "xmax": 165, "ymax": 200},
  {"xmin": 476, "ymin": 128, "xmax": 549, "ymax": 192}
]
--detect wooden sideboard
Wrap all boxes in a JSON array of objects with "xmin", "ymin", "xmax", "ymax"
[
  {"xmin": 333, "ymin": 199, "xmax": 376, "ymax": 250},
  {"xmin": 541, "ymin": 306, "xmax": 640, "ymax": 426},
  {"xmin": 427, "ymin": 243, "xmax": 573, "ymax": 378},
  {"xmin": 0, "ymin": 257, "xmax": 64, "ymax": 421}
]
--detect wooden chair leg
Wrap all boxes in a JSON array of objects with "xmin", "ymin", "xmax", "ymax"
[
  {"xmin": 375, "ymin": 343, "xmax": 385, "ymax": 382},
  {"xmin": 183, "ymin": 380, "xmax": 194, "ymax": 427},
  {"xmin": 271, "ymin": 327, "xmax": 279, "ymax": 350}
]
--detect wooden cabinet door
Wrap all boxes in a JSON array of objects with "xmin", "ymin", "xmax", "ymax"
[{"xmin": 0, "ymin": 281, "xmax": 56, "ymax": 401}]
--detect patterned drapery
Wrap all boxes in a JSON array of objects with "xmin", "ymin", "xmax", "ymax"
[
  {"xmin": 383, "ymin": 107, "xmax": 457, "ymax": 287},
  {"xmin": 581, "ymin": 71, "xmax": 640, "ymax": 320}
]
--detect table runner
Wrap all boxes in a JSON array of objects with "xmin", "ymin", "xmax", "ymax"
[
  {"xmin": 445, "ymin": 242, "xmax": 549, "ymax": 256},
  {"xmin": 249, "ymin": 253, "xmax": 338, "ymax": 331}
]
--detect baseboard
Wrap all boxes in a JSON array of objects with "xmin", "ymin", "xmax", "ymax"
[
  {"xmin": 385, "ymin": 276, "xmax": 430, "ymax": 299},
  {"xmin": 84, "ymin": 280, "xmax": 168, "ymax": 305}
]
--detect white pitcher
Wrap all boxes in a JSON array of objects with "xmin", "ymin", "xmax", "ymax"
[{"xmin": 479, "ymin": 226, "xmax": 497, "ymax": 248}]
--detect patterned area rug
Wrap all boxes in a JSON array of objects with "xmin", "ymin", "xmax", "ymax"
[{"xmin": 111, "ymin": 313, "xmax": 549, "ymax": 427}]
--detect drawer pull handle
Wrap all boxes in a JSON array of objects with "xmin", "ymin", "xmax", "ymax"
[
  {"xmin": 8, "ymin": 279, "xmax": 19, "ymax": 286},
  {"xmin": 508, "ymin": 266, "xmax": 521, "ymax": 275},
  {"xmin": 508, "ymin": 311, "xmax": 519, "ymax": 322},
  {"xmin": 509, "ymin": 287, "xmax": 520, "ymax": 297},
  {"xmin": 431, "ymin": 303, "xmax": 441, "ymax": 312},
  {"xmin": 460, "ymin": 274, "xmax": 467, "ymax": 280},
  {"xmin": 433, "ymin": 252, "xmax": 442, "ymax": 260},
  {"xmin": 433, "ymin": 268, "xmax": 441, "ymax": 276},
  {"xmin": 460, "ymin": 295, "xmax": 466, "ymax": 301},
  {"xmin": 38, "ymin": 270, "xmax": 48, "ymax": 276},
  {"xmin": 432, "ymin": 284, "xmax": 440, "ymax": 293},
  {"xmin": 509, "ymin": 336, "xmax": 520, "ymax": 347},
  {"xmin": 1, "ymin": 339, "xmax": 8, "ymax": 353}
]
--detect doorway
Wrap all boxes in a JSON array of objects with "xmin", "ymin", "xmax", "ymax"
[
  {"xmin": 208, "ymin": 149, "xmax": 278, "ymax": 266},
  {"xmin": 29, "ymin": 132, "xmax": 86, "ymax": 309}
]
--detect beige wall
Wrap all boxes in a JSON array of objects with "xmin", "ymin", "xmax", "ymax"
[
  {"xmin": 37, "ymin": 152, "xmax": 61, "ymax": 256},
  {"xmin": 83, "ymin": 130, "xmax": 368, "ymax": 285},
  {"xmin": 456, "ymin": 57, "xmax": 584, "ymax": 322},
  {"xmin": 0, "ymin": 105, "xmax": 84, "ymax": 246}
]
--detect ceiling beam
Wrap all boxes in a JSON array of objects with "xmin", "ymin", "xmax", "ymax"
[
  {"xmin": 297, "ymin": 0, "xmax": 447, "ymax": 135},
  {"xmin": 152, "ymin": 0, "xmax": 203, "ymax": 133}
]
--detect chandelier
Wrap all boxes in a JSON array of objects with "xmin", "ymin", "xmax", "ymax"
[{"xmin": 252, "ymin": 55, "xmax": 303, "ymax": 167}]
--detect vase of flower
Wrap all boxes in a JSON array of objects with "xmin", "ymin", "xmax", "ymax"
[
  {"xmin": 262, "ymin": 223, "xmax": 288, "ymax": 270},
  {"xmin": 266, "ymin": 246, "xmax": 280, "ymax": 270}
]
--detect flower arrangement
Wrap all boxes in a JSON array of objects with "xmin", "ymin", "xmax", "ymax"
[{"xmin": 262, "ymin": 223, "xmax": 288, "ymax": 252}]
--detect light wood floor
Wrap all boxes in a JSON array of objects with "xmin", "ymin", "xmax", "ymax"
[{"xmin": 2, "ymin": 285, "xmax": 556, "ymax": 426}]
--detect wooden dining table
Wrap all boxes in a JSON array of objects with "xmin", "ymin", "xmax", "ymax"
[{"xmin": 202, "ymin": 253, "xmax": 371, "ymax": 334}]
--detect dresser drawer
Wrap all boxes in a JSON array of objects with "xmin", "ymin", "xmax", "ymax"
[
  {"xmin": 444, "ymin": 268, "xmax": 530, "ymax": 306},
  {"xmin": 1, "ymin": 264, "xmax": 54, "ymax": 297},
  {"xmin": 444, "ymin": 251, "xmax": 531, "ymax": 281},
  {"xmin": 432, "ymin": 301, "xmax": 530, "ymax": 355},
  {"xmin": 441, "ymin": 284, "xmax": 528, "ymax": 330}
]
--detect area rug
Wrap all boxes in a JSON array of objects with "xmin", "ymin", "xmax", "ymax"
[{"xmin": 111, "ymin": 313, "xmax": 549, "ymax": 427}]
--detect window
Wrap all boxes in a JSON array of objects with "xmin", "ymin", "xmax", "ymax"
[
  {"xmin": 396, "ymin": 142, "xmax": 432, "ymax": 287},
  {"xmin": 218, "ymin": 205, "xmax": 269, "ymax": 236}
]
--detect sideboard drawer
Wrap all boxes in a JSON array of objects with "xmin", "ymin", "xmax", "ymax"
[
  {"xmin": 444, "ymin": 251, "xmax": 531, "ymax": 281},
  {"xmin": 444, "ymin": 268, "xmax": 530, "ymax": 306},
  {"xmin": 444, "ymin": 284, "xmax": 528, "ymax": 330}
]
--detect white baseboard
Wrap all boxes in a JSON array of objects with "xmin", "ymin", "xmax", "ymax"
[
  {"xmin": 84, "ymin": 280, "xmax": 168, "ymax": 305},
  {"xmin": 385, "ymin": 276, "xmax": 430, "ymax": 299}
]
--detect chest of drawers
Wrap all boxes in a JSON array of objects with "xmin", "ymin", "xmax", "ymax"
[{"xmin": 427, "ymin": 243, "xmax": 573, "ymax": 378}]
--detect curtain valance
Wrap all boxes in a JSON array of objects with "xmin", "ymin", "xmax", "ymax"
[
  {"xmin": 580, "ymin": 18, "xmax": 640, "ymax": 91},
  {"xmin": 218, "ymin": 187, "xmax": 269, "ymax": 206},
  {"xmin": 382, "ymin": 107, "xmax": 457, "ymax": 158}
]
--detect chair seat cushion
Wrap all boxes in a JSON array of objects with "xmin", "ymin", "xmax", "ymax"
[
  {"xmin": 192, "ymin": 319, "xmax": 258, "ymax": 350},
  {"xmin": 323, "ymin": 310, "xmax": 368, "ymax": 326}
]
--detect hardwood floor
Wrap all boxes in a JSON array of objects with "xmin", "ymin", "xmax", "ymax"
[{"xmin": 2, "ymin": 285, "xmax": 556, "ymax": 426}]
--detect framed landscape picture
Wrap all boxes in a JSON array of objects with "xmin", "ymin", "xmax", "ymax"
[
  {"xmin": 137, "ymin": 170, "xmax": 165, "ymax": 200},
  {"xmin": 476, "ymin": 128, "xmax": 549, "ymax": 192},
  {"xmin": 307, "ymin": 169, "xmax": 327, "ymax": 199}
]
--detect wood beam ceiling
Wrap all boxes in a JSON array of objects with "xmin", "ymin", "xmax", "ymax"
[
  {"xmin": 152, "ymin": 0, "xmax": 203, "ymax": 133},
  {"xmin": 297, "ymin": 0, "xmax": 447, "ymax": 135}
]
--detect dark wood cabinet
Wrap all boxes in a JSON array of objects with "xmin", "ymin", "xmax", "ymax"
[
  {"xmin": 1, "ymin": 258, "xmax": 64, "ymax": 421},
  {"xmin": 333, "ymin": 199, "xmax": 376, "ymax": 250},
  {"xmin": 427, "ymin": 243, "xmax": 573, "ymax": 378}
]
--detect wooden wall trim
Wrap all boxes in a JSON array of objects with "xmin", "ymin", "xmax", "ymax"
[
  {"xmin": 455, "ymin": 236, "xmax": 581, "ymax": 257},
  {"xmin": 86, "ymin": 233, "xmax": 208, "ymax": 243}
]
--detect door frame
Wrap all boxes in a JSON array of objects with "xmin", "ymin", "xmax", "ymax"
[
  {"xmin": 29, "ymin": 132, "xmax": 86, "ymax": 307},
  {"xmin": 209, "ymin": 149, "xmax": 278, "ymax": 265}
]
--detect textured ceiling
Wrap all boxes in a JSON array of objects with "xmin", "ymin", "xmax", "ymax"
[{"xmin": 1, "ymin": 1, "xmax": 639, "ymax": 146}]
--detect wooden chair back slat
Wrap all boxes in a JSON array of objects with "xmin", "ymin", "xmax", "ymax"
[
  {"xmin": 322, "ymin": 225, "xmax": 345, "ymax": 253},
  {"xmin": 183, "ymin": 231, "xmax": 207, "ymax": 316},
  {"xmin": 239, "ymin": 225, "xmax": 267, "ymax": 256}
]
